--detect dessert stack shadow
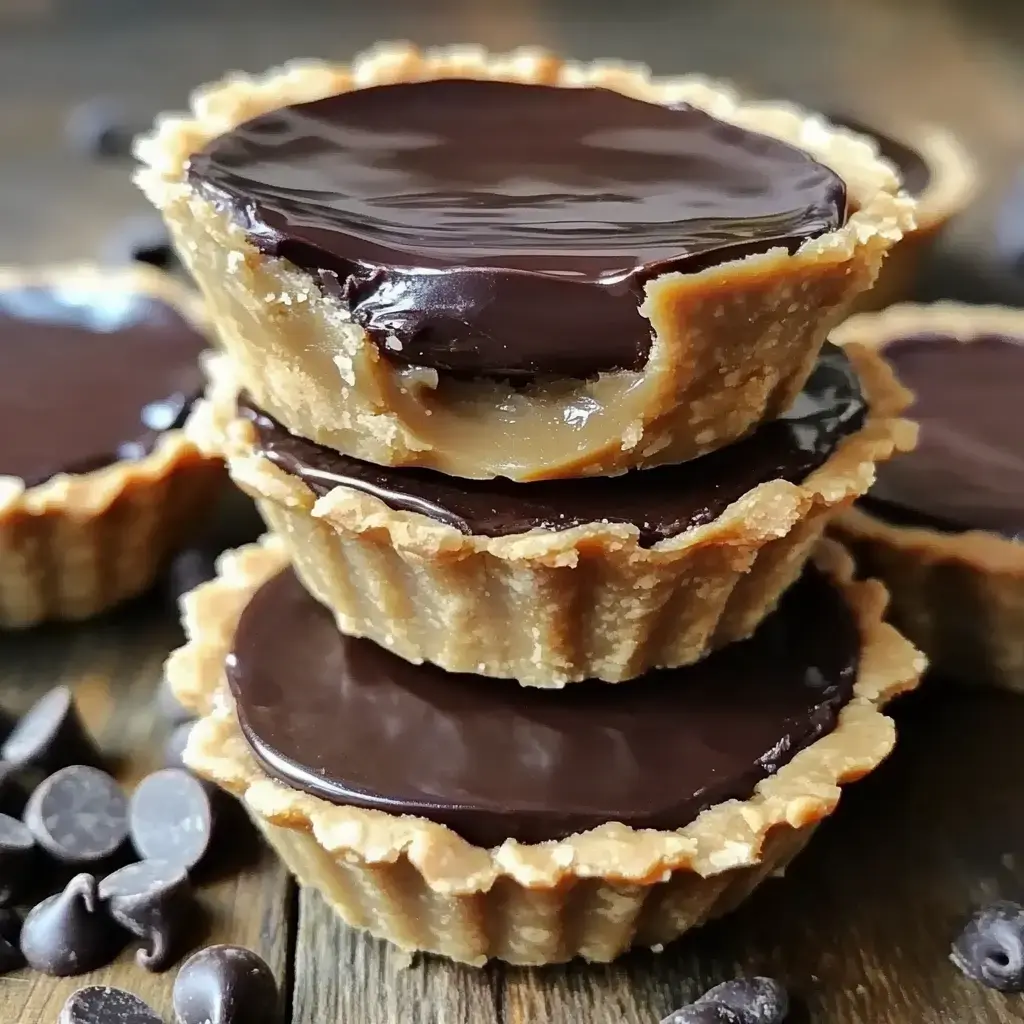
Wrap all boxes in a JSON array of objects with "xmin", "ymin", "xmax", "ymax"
[{"xmin": 146, "ymin": 44, "xmax": 926, "ymax": 966}]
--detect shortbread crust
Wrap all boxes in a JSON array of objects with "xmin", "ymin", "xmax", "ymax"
[{"xmin": 833, "ymin": 303, "xmax": 1024, "ymax": 691}]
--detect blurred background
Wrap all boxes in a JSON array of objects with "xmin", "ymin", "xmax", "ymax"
[{"xmin": 0, "ymin": 0, "xmax": 1022, "ymax": 303}]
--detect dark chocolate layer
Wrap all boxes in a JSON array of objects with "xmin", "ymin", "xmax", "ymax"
[
  {"xmin": 867, "ymin": 332, "xmax": 1024, "ymax": 538},
  {"xmin": 0, "ymin": 284, "xmax": 206, "ymax": 487},
  {"xmin": 189, "ymin": 78, "xmax": 847, "ymax": 381},
  {"xmin": 227, "ymin": 565, "xmax": 859, "ymax": 847},
  {"xmin": 239, "ymin": 343, "xmax": 865, "ymax": 544},
  {"xmin": 829, "ymin": 114, "xmax": 931, "ymax": 198}
]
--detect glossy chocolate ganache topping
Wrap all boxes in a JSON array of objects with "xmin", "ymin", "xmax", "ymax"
[
  {"xmin": 0, "ymin": 284, "xmax": 205, "ymax": 487},
  {"xmin": 239, "ymin": 343, "xmax": 865, "ymax": 545},
  {"xmin": 228, "ymin": 566, "xmax": 859, "ymax": 847},
  {"xmin": 188, "ymin": 78, "xmax": 847, "ymax": 381},
  {"xmin": 864, "ymin": 333, "xmax": 1024, "ymax": 538}
]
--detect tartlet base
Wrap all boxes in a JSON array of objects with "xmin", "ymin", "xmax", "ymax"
[
  {"xmin": 137, "ymin": 43, "xmax": 915, "ymax": 482},
  {"xmin": 833, "ymin": 302, "xmax": 1024, "ymax": 691},
  {"xmin": 167, "ymin": 536, "xmax": 922, "ymax": 965},
  {"xmin": 0, "ymin": 263, "xmax": 223, "ymax": 627}
]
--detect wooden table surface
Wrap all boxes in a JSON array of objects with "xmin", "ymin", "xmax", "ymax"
[{"xmin": 1, "ymin": 1, "xmax": 1023, "ymax": 1022}]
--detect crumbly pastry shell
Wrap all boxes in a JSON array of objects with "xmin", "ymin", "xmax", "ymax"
[
  {"xmin": 0, "ymin": 263, "xmax": 224, "ymax": 627},
  {"xmin": 136, "ymin": 43, "xmax": 915, "ymax": 482},
  {"xmin": 833, "ymin": 303, "xmax": 1024, "ymax": 692},
  {"xmin": 187, "ymin": 346, "xmax": 915, "ymax": 686},
  {"xmin": 167, "ymin": 535, "xmax": 923, "ymax": 965},
  {"xmin": 850, "ymin": 126, "xmax": 976, "ymax": 313}
]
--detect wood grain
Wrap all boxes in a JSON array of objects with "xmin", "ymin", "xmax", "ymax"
[
  {"xmin": 292, "ymin": 889, "xmax": 503, "ymax": 1024},
  {"xmin": 0, "ymin": 595, "xmax": 295, "ymax": 1024}
]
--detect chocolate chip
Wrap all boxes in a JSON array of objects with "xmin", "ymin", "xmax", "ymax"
[
  {"xmin": 0, "ymin": 812, "xmax": 35, "ymax": 905},
  {"xmin": 24, "ymin": 765, "xmax": 129, "ymax": 866},
  {"xmin": 60, "ymin": 985, "xmax": 164, "ymax": 1024},
  {"xmin": 164, "ymin": 722, "xmax": 195, "ymax": 772},
  {"xmin": 951, "ymin": 900, "xmax": 1024, "ymax": 991},
  {"xmin": 173, "ymin": 945, "xmax": 280, "ymax": 1024},
  {"xmin": 165, "ymin": 548, "xmax": 218, "ymax": 607},
  {"xmin": 2, "ymin": 686, "xmax": 103, "ymax": 774},
  {"xmin": 65, "ymin": 97, "xmax": 142, "ymax": 159},
  {"xmin": 662, "ymin": 1005, "xmax": 742, "ymax": 1024},
  {"xmin": 0, "ymin": 907, "xmax": 24, "ymax": 974},
  {"xmin": 101, "ymin": 215, "xmax": 178, "ymax": 272},
  {"xmin": 99, "ymin": 859, "xmax": 193, "ymax": 972},
  {"xmin": 129, "ymin": 769, "xmax": 214, "ymax": 871},
  {"xmin": 695, "ymin": 977, "xmax": 790, "ymax": 1024},
  {"xmin": 20, "ymin": 873, "xmax": 124, "ymax": 976}
]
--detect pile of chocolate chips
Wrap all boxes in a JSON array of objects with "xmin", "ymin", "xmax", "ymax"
[
  {"xmin": 60, "ymin": 945, "xmax": 279, "ymax": 1024},
  {"xmin": 0, "ymin": 684, "xmax": 213, "ymax": 977},
  {"xmin": 0, "ymin": 682, "xmax": 280, "ymax": 1023}
]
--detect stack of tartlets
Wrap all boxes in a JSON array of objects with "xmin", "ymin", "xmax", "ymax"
[{"xmin": 146, "ymin": 45, "xmax": 926, "ymax": 966}]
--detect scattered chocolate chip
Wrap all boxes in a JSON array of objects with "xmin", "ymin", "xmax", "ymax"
[
  {"xmin": 2, "ymin": 686, "xmax": 102, "ymax": 774},
  {"xmin": 951, "ymin": 900, "xmax": 1024, "ymax": 991},
  {"xmin": 20, "ymin": 873, "xmax": 124, "ymax": 976},
  {"xmin": 0, "ymin": 812, "xmax": 35, "ymax": 905},
  {"xmin": 99, "ymin": 859, "xmax": 193, "ymax": 972},
  {"xmin": 101, "ymin": 215, "xmax": 178, "ymax": 272},
  {"xmin": 65, "ymin": 97, "xmax": 142, "ymax": 159},
  {"xmin": 695, "ymin": 977, "xmax": 790, "ymax": 1024},
  {"xmin": 24, "ymin": 765, "xmax": 129, "ymax": 866},
  {"xmin": 0, "ymin": 907, "xmax": 24, "ymax": 974},
  {"xmin": 173, "ymin": 945, "xmax": 280, "ymax": 1024},
  {"xmin": 60, "ymin": 985, "xmax": 164, "ymax": 1024},
  {"xmin": 130, "ymin": 769, "xmax": 214, "ymax": 872},
  {"xmin": 164, "ymin": 721, "xmax": 195, "ymax": 772},
  {"xmin": 662, "ymin": 1005, "xmax": 742, "ymax": 1024},
  {"xmin": 157, "ymin": 677, "xmax": 195, "ymax": 730},
  {"xmin": 165, "ymin": 548, "xmax": 218, "ymax": 606}
]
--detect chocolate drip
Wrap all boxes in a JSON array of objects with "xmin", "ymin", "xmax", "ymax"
[
  {"xmin": 189, "ymin": 79, "xmax": 846, "ymax": 381},
  {"xmin": 227, "ymin": 567, "xmax": 859, "ymax": 847},
  {"xmin": 0, "ymin": 284, "xmax": 205, "ymax": 486},
  {"xmin": 240, "ymin": 343, "xmax": 865, "ymax": 544}
]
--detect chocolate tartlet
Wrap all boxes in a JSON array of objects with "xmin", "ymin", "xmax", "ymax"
[
  {"xmin": 832, "ymin": 303, "xmax": 1024, "ymax": 691},
  {"xmin": 136, "ymin": 43, "xmax": 913, "ymax": 481},
  {"xmin": 188, "ymin": 342, "xmax": 914, "ymax": 685},
  {"xmin": 828, "ymin": 115, "xmax": 975, "ymax": 312},
  {"xmin": 0, "ymin": 264, "xmax": 222, "ymax": 626},
  {"xmin": 167, "ymin": 535, "xmax": 923, "ymax": 965}
]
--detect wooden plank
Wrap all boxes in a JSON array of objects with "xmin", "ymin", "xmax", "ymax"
[
  {"xmin": 0, "ymin": 593, "xmax": 295, "ymax": 1023},
  {"xmin": 292, "ymin": 888, "xmax": 503, "ymax": 1024}
]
